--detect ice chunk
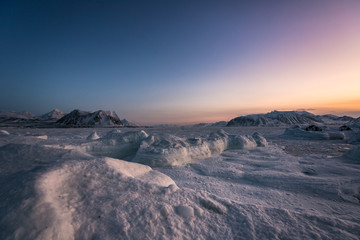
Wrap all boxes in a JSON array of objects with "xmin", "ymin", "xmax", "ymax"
[
  {"xmin": 133, "ymin": 130, "xmax": 267, "ymax": 167},
  {"xmin": 83, "ymin": 130, "xmax": 149, "ymax": 159},
  {"xmin": 87, "ymin": 131, "xmax": 100, "ymax": 140}
]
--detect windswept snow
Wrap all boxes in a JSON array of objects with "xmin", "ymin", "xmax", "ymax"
[{"xmin": 1, "ymin": 126, "xmax": 360, "ymax": 239}]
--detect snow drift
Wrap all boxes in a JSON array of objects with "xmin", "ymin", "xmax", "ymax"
[
  {"xmin": 1, "ymin": 127, "xmax": 360, "ymax": 240},
  {"xmin": 84, "ymin": 129, "xmax": 268, "ymax": 167},
  {"xmin": 83, "ymin": 130, "xmax": 149, "ymax": 159}
]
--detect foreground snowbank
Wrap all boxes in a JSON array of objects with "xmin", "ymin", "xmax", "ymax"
[
  {"xmin": 1, "ymin": 128, "xmax": 360, "ymax": 240},
  {"xmin": 0, "ymin": 144, "xmax": 233, "ymax": 240},
  {"xmin": 83, "ymin": 129, "xmax": 268, "ymax": 167}
]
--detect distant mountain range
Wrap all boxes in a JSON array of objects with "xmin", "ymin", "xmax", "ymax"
[
  {"xmin": 227, "ymin": 110, "xmax": 355, "ymax": 127},
  {"xmin": 0, "ymin": 111, "xmax": 36, "ymax": 122},
  {"xmin": 39, "ymin": 109, "xmax": 66, "ymax": 121},
  {"xmin": 0, "ymin": 109, "xmax": 358, "ymax": 128},
  {"xmin": 57, "ymin": 110, "xmax": 122, "ymax": 127},
  {"xmin": 0, "ymin": 109, "xmax": 125, "ymax": 127}
]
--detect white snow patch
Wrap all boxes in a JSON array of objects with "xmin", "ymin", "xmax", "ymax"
[
  {"xmin": 35, "ymin": 135, "xmax": 48, "ymax": 140},
  {"xmin": 0, "ymin": 130, "xmax": 10, "ymax": 136},
  {"xmin": 133, "ymin": 130, "xmax": 267, "ymax": 167},
  {"xmin": 105, "ymin": 158, "xmax": 176, "ymax": 187}
]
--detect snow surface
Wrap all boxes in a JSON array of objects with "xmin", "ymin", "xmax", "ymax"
[{"xmin": 0, "ymin": 126, "xmax": 360, "ymax": 239}]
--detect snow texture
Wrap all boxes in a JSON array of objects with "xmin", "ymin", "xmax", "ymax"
[{"xmin": 0, "ymin": 127, "xmax": 360, "ymax": 240}]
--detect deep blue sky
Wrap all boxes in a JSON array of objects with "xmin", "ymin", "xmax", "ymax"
[{"xmin": 1, "ymin": 1, "xmax": 360, "ymax": 124}]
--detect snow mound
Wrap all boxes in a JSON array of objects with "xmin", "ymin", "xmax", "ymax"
[
  {"xmin": 83, "ymin": 130, "xmax": 149, "ymax": 159},
  {"xmin": 83, "ymin": 129, "xmax": 267, "ymax": 167},
  {"xmin": 105, "ymin": 158, "xmax": 176, "ymax": 187},
  {"xmin": 252, "ymin": 132, "xmax": 268, "ymax": 147},
  {"xmin": 284, "ymin": 126, "xmax": 345, "ymax": 140},
  {"xmin": 227, "ymin": 110, "xmax": 323, "ymax": 126},
  {"xmin": 57, "ymin": 109, "xmax": 123, "ymax": 127},
  {"xmin": 133, "ymin": 134, "xmax": 209, "ymax": 167},
  {"xmin": 87, "ymin": 131, "xmax": 100, "ymax": 140},
  {"xmin": 0, "ymin": 130, "xmax": 10, "ymax": 136},
  {"xmin": 133, "ymin": 130, "xmax": 267, "ymax": 167}
]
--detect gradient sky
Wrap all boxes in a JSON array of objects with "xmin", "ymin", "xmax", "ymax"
[{"xmin": 1, "ymin": 0, "xmax": 360, "ymax": 124}]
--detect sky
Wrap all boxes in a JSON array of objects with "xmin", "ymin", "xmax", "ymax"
[{"xmin": 1, "ymin": 0, "xmax": 360, "ymax": 124}]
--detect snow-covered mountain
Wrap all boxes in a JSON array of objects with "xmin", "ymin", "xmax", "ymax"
[
  {"xmin": 319, "ymin": 114, "xmax": 354, "ymax": 123},
  {"xmin": 350, "ymin": 117, "xmax": 360, "ymax": 127},
  {"xmin": 192, "ymin": 121, "xmax": 227, "ymax": 128},
  {"xmin": 227, "ymin": 111, "xmax": 324, "ymax": 127},
  {"xmin": 121, "ymin": 118, "xmax": 138, "ymax": 127},
  {"xmin": 57, "ymin": 109, "xmax": 123, "ymax": 127},
  {"xmin": 39, "ymin": 108, "xmax": 66, "ymax": 121},
  {"xmin": 0, "ymin": 110, "xmax": 36, "ymax": 122}
]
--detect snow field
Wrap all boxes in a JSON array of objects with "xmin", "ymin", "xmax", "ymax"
[{"xmin": 0, "ymin": 127, "xmax": 360, "ymax": 239}]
